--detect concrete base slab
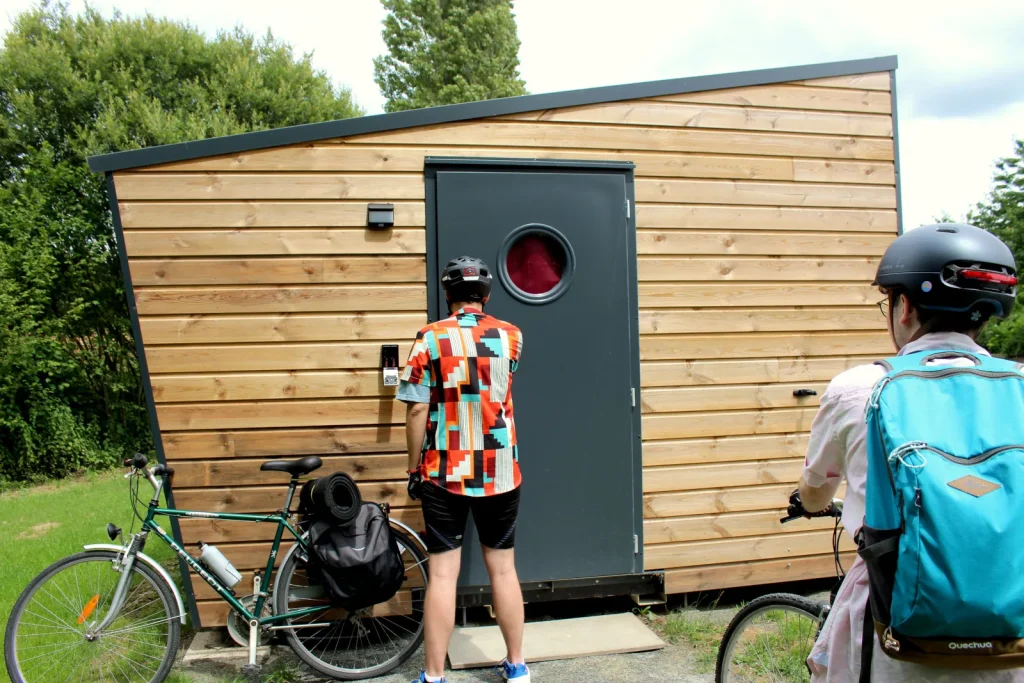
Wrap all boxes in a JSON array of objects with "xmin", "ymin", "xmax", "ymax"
[
  {"xmin": 447, "ymin": 613, "xmax": 665, "ymax": 670},
  {"xmin": 181, "ymin": 630, "xmax": 275, "ymax": 667}
]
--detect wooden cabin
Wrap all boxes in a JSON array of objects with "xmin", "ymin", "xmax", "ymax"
[{"xmin": 89, "ymin": 55, "xmax": 900, "ymax": 627}]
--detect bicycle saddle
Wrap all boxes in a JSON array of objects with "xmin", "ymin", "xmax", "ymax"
[{"xmin": 260, "ymin": 456, "xmax": 323, "ymax": 476}]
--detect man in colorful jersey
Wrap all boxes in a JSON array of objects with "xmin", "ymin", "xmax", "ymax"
[{"xmin": 398, "ymin": 256, "xmax": 529, "ymax": 683}]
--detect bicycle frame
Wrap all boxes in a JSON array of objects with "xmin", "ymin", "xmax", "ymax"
[{"xmin": 139, "ymin": 470, "xmax": 329, "ymax": 627}]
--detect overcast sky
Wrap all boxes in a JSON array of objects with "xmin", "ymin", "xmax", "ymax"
[{"xmin": 2, "ymin": 0, "xmax": 1021, "ymax": 230}]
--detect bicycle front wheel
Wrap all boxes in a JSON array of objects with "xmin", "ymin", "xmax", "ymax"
[
  {"xmin": 715, "ymin": 593, "xmax": 827, "ymax": 683},
  {"xmin": 275, "ymin": 527, "xmax": 428, "ymax": 680},
  {"xmin": 4, "ymin": 550, "xmax": 180, "ymax": 683}
]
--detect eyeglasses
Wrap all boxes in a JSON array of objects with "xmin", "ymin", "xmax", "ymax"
[{"xmin": 877, "ymin": 297, "xmax": 890, "ymax": 318}]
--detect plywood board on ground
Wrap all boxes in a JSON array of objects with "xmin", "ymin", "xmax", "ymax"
[{"xmin": 447, "ymin": 614, "xmax": 664, "ymax": 669}]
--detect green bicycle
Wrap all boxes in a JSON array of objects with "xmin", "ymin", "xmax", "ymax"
[{"xmin": 4, "ymin": 453, "xmax": 429, "ymax": 682}]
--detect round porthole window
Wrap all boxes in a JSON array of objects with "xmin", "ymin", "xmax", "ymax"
[{"xmin": 497, "ymin": 224, "xmax": 575, "ymax": 305}]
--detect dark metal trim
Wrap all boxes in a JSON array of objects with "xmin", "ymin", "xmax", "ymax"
[
  {"xmin": 456, "ymin": 571, "xmax": 664, "ymax": 607},
  {"xmin": 623, "ymin": 173, "xmax": 644, "ymax": 573},
  {"xmin": 424, "ymin": 170, "xmax": 441, "ymax": 323},
  {"xmin": 104, "ymin": 174, "xmax": 201, "ymax": 627},
  {"xmin": 88, "ymin": 55, "xmax": 898, "ymax": 173},
  {"xmin": 890, "ymin": 70, "xmax": 904, "ymax": 235},
  {"xmin": 426, "ymin": 156, "xmax": 634, "ymax": 171}
]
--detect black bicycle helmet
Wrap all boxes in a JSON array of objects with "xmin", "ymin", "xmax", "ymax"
[
  {"xmin": 441, "ymin": 255, "xmax": 493, "ymax": 302},
  {"xmin": 873, "ymin": 223, "xmax": 1017, "ymax": 318}
]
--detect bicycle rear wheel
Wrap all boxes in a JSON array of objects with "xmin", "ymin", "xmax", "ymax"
[
  {"xmin": 274, "ymin": 527, "xmax": 428, "ymax": 680},
  {"xmin": 715, "ymin": 593, "xmax": 827, "ymax": 683},
  {"xmin": 4, "ymin": 550, "xmax": 180, "ymax": 683}
]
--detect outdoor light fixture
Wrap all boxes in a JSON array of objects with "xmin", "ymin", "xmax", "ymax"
[{"xmin": 367, "ymin": 203, "xmax": 395, "ymax": 229}]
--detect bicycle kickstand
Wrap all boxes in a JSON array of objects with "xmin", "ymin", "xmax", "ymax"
[{"xmin": 240, "ymin": 617, "xmax": 262, "ymax": 682}]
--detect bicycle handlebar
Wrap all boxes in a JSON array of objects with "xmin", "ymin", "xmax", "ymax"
[
  {"xmin": 152, "ymin": 464, "xmax": 174, "ymax": 477},
  {"xmin": 124, "ymin": 452, "xmax": 148, "ymax": 470},
  {"xmin": 780, "ymin": 498, "xmax": 843, "ymax": 524},
  {"xmin": 123, "ymin": 453, "xmax": 174, "ymax": 501}
]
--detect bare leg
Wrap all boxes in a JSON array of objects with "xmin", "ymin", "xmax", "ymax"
[
  {"xmin": 423, "ymin": 547, "xmax": 462, "ymax": 678},
  {"xmin": 482, "ymin": 546, "xmax": 525, "ymax": 664}
]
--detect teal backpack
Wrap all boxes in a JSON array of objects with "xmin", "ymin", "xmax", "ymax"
[{"xmin": 859, "ymin": 348, "xmax": 1024, "ymax": 676}]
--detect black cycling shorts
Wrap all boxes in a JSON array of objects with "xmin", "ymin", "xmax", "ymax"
[{"xmin": 419, "ymin": 482, "xmax": 521, "ymax": 554}]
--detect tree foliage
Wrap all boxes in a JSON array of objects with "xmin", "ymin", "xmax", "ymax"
[
  {"xmin": 373, "ymin": 0, "xmax": 527, "ymax": 113},
  {"xmin": 0, "ymin": 2, "xmax": 363, "ymax": 484},
  {"xmin": 972, "ymin": 139, "xmax": 1024, "ymax": 358}
]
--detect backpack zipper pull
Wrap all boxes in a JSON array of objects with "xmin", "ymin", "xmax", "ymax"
[
  {"xmin": 883, "ymin": 626, "xmax": 901, "ymax": 652},
  {"xmin": 867, "ymin": 376, "xmax": 892, "ymax": 416},
  {"xmin": 888, "ymin": 442, "xmax": 929, "ymax": 469}
]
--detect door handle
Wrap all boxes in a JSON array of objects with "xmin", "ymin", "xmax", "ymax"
[{"xmin": 793, "ymin": 389, "xmax": 818, "ymax": 397}]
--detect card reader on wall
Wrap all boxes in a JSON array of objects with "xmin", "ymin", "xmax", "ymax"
[{"xmin": 381, "ymin": 344, "xmax": 400, "ymax": 386}]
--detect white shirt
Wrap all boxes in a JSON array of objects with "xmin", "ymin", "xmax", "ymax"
[{"xmin": 804, "ymin": 332, "xmax": 1024, "ymax": 682}]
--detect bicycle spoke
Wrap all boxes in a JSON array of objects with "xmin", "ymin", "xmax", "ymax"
[
  {"xmin": 100, "ymin": 638, "xmax": 157, "ymax": 680},
  {"xmin": 368, "ymin": 617, "xmax": 392, "ymax": 665},
  {"xmin": 114, "ymin": 594, "xmax": 162, "ymax": 622},
  {"xmin": 374, "ymin": 617, "xmax": 410, "ymax": 656},
  {"xmin": 18, "ymin": 616, "xmax": 82, "ymax": 635},
  {"xmin": 279, "ymin": 533, "xmax": 426, "ymax": 677},
  {"xmin": 103, "ymin": 636, "xmax": 167, "ymax": 663},
  {"xmin": 101, "ymin": 612, "xmax": 177, "ymax": 636},
  {"xmin": 40, "ymin": 579, "xmax": 82, "ymax": 619},
  {"xmin": 25, "ymin": 599, "xmax": 83, "ymax": 633},
  {"xmin": 16, "ymin": 639, "xmax": 89, "ymax": 666},
  {"xmin": 104, "ymin": 641, "xmax": 137, "ymax": 682},
  {"xmin": 26, "ymin": 641, "xmax": 83, "ymax": 682},
  {"xmin": 10, "ymin": 554, "xmax": 176, "ymax": 683}
]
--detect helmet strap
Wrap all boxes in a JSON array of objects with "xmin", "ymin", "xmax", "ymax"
[{"xmin": 884, "ymin": 289, "xmax": 900, "ymax": 350}]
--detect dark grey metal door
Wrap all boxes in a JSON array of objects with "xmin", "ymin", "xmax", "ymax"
[{"xmin": 428, "ymin": 159, "xmax": 643, "ymax": 586}]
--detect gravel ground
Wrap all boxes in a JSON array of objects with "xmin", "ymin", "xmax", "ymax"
[
  {"xmin": 176, "ymin": 585, "xmax": 833, "ymax": 683},
  {"xmin": 179, "ymin": 638, "xmax": 717, "ymax": 683}
]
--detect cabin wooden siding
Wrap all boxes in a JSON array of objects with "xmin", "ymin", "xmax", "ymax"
[{"xmin": 112, "ymin": 70, "xmax": 895, "ymax": 626}]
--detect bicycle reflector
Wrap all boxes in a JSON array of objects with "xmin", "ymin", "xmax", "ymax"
[
  {"xmin": 959, "ymin": 269, "xmax": 1018, "ymax": 286},
  {"xmin": 78, "ymin": 594, "xmax": 100, "ymax": 624}
]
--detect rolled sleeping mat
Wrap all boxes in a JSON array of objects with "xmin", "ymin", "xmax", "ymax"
[{"xmin": 299, "ymin": 472, "xmax": 362, "ymax": 525}]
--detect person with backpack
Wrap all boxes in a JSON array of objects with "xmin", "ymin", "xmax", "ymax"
[
  {"xmin": 797, "ymin": 223, "xmax": 1024, "ymax": 682},
  {"xmin": 398, "ymin": 256, "xmax": 530, "ymax": 683}
]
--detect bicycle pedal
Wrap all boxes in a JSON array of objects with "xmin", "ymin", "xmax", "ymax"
[{"xmin": 240, "ymin": 663, "xmax": 262, "ymax": 682}]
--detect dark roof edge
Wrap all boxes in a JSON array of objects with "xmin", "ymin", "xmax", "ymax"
[{"xmin": 88, "ymin": 54, "xmax": 897, "ymax": 173}]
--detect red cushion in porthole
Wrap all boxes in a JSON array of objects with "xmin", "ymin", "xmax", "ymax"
[{"xmin": 506, "ymin": 234, "xmax": 565, "ymax": 295}]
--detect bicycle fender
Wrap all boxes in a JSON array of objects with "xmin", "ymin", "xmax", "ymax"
[{"xmin": 84, "ymin": 544, "xmax": 187, "ymax": 624}]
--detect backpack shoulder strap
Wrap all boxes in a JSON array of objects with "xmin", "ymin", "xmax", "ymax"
[
  {"xmin": 879, "ymin": 349, "xmax": 996, "ymax": 374},
  {"xmin": 860, "ymin": 598, "xmax": 874, "ymax": 683},
  {"xmin": 874, "ymin": 358, "xmax": 895, "ymax": 373}
]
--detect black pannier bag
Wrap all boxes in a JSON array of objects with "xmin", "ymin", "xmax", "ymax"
[{"xmin": 300, "ymin": 475, "xmax": 405, "ymax": 611}]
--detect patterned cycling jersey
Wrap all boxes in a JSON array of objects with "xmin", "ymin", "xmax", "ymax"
[{"xmin": 399, "ymin": 307, "xmax": 523, "ymax": 496}]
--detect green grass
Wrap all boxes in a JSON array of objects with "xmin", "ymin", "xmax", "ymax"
[
  {"xmin": 730, "ymin": 607, "xmax": 818, "ymax": 680},
  {"xmin": 165, "ymin": 660, "xmax": 302, "ymax": 683},
  {"xmin": 643, "ymin": 606, "xmax": 725, "ymax": 674},
  {"xmin": 0, "ymin": 470, "xmax": 178, "ymax": 682},
  {"xmin": 0, "ymin": 472, "xmax": 305, "ymax": 683}
]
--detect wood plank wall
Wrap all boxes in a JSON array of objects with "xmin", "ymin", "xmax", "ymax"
[{"xmin": 113, "ymin": 71, "xmax": 895, "ymax": 625}]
